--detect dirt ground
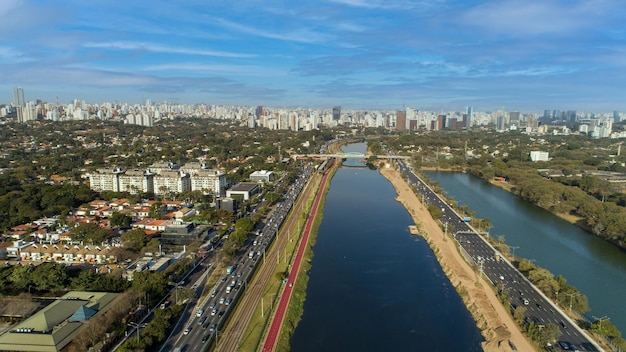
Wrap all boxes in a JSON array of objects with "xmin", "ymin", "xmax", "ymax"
[{"xmin": 380, "ymin": 166, "xmax": 536, "ymax": 352}]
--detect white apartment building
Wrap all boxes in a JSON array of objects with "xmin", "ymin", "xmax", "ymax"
[
  {"xmin": 180, "ymin": 162, "xmax": 226, "ymax": 195},
  {"xmin": 530, "ymin": 151, "xmax": 550, "ymax": 162},
  {"xmin": 153, "ymin": 171, "xmax": 191, "ymax": 195},
  {"xmin": 190, "ymin": 169, "xmax": 226, "ymax": 195},
  {"xmin": 89, "ymin": 168, "xmax": 124, "ymax": 192},
  {"xmin": 119, "ymin": 169, "xmax": 155, "ymax": 194}
]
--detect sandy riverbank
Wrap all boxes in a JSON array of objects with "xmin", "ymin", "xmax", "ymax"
[{"xmin": 380, "ymin": 166, "xmax": 536, "ymax": 352}]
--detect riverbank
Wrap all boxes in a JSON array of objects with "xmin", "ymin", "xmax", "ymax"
[
  {"xmin": 380, "ymin": 166, "xmax": 536, "ymax": 352},
  {"xmin": 423, "ymin": 167, "xmax": 591, "ymax": 233}
]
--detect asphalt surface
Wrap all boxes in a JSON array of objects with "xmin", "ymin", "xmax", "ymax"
[
  {"xmin": 162, "ymin": 163, "xmax": 315, "ymax": 352},
  {"xmin": 261, "ymin": 160, "xmax": 334, "ymax": 352},
  {"xmin": 395, "ymin": 160, "xmax": 602, "ymax": 352}
]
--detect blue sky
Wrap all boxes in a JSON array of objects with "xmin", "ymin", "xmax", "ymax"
[{"xmin": 1, "ymin": 0, "xmax": 626, "ymax": 112}]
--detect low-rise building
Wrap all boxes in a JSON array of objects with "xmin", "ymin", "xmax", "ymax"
[
  {"xmin": 250, "ymin": 170, "xmax": 275, "ymax": 183},
  {"xmin": 0, "ymin": 291, "xmax": 119, "ymax": 352},
  {"xmin": 226, "ymin": 182, "xmax": 261, "ymax": 201}
]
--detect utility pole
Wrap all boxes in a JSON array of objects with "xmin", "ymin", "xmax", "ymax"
[
  {"xmin": 593, "ymin": 315, "xmax": 610, "ymax": 332},
  {"xmin": 510, "ymin": 246, "xmax": 519, "ymax": 262},
  {"xmin": 566, "ymin": 292, "xmax": 579, "ymax": 313}
]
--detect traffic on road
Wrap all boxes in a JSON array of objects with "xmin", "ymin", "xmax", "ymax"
[
  {"xmin": 162, "ymin": 163, "xmax": 314, "ymax": 351},
  {"xmin": 395, "ymin": 160, "xmax": 601, "ymax": 352}
]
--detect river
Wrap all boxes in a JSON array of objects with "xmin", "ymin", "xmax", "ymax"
[
  {"xmin": 290, "ymin": 143, "xmax": 484, "ymax": 352},
  {"xmin": 424, "ymin": 171, "xmax": 626, "ymax": 334}
]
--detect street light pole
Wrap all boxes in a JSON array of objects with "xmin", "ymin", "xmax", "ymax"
[
  {"xmin": 127, "ymin": 322, "xmax": 144, "ymax": 345},
  {"xmin": 565, "ymin": 292, "xmax": 579, "ymax": 313},
  {"xmin": 510, "ymin": 246, "xmax": 519, "ymax": 261},
  {"xmin": 593, "ymin": 315, "xmax": 610, "ymax": 332}
]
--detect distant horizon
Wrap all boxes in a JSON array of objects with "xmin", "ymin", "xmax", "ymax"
[
  {"xmin": 5, "ymin": 90, "xmax": 622, "ymax": 116},
  {"xmin": 2, "ymin": 1, "xmax": 626, "ymax": 113}
]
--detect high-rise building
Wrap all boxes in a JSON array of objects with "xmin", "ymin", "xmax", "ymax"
[
  {"xmin": 509, "ymin": 111, "xmax": 521, "ymax": 127},
  {"xmin": 13, "ymin": 87, "xmax": 25, "ymax": 123},
  {"xmin": 497, "ymin": 116, "xmax": 507, "ymax": 131},
  {"xmin": 332, "ymin": 106, "xmax": 341, "ymax": 121},
  {"xmin": 465, "ymin": 106, "xmax": 473, "ymax": 128},
  {"xmin": 395, "ymin": 111, "xmax": 407, "ymax": 131},
  {"xmin": 13, "ymin": 87, "xmax": 24, "ymax": 107},
  {"xmin": 23, "ymin": 101, "xmax": 37, "ymax": 122},
  {"xmin": 255, "ymin": 106, "xmax": 264, "ymax": 119},
  {"xmin": 614, "ymin": 111, "xmax": 621, "ymax": 123}
]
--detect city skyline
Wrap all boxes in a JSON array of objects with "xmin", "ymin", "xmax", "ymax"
[{"xmin": 1, "ymin": 0, "xmax": 626, "ymax": 112}]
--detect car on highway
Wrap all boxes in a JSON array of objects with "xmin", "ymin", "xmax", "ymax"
[
  {"xmin": 210, "ymin": 323, "xmax": 216, "ymax": 332},
  {"xmin": 183, "ymin": 327, "xmax": 191, "ymax": 335},
  {"xmin": 198, "ymin": 316, "xmax": 207, "ymax": 325},
  {"xmin": 209, "ymin": 302, "xmax": 216, "ymax": 309},
  {"xmin": 211, "ymin": 309, "xmax": 217, "ymax": 316},
  {"xmin": 219, "ymin": 297, "xmax": 225, "ymax": 304},
  {"xmin": 202, "ymin": 334, "xmax": 210, "ymax": 343},
  {"xmin": 196, "ymin": 309, "xmax": 204, "ymax": 317}
]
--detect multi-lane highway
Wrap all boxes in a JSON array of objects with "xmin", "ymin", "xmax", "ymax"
[
  {"xmin": 160, "ymin": 163, "xmax": 314, "ymax": 351},
  {"xmin": 395, "ymin": 160, "xmax": 602, "ymax": 352},
  {"xmin": 261, "ymin": 159, "xmax": 334, "ymax": 352}
]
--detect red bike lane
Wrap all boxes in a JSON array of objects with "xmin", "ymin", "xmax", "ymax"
[{"xmin": 261, "ymin": 165, "xmax": 333, "ymax": 352}]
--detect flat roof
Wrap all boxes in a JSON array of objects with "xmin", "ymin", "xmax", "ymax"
[{"xmin": 229, "ymin": 182, "xmax": 260, "ymax": 192}]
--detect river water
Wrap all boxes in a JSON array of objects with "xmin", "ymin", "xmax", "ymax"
[
  {"xmin": 424, "ymin": 171, "xmax": 626, "ymax": 334},
  {"xmin": 290, "ymin": 143, "xmax": 484, "ymax": 352}
]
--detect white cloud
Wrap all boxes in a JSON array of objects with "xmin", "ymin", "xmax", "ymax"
[
  {"xmin": 461, "ymin": 0, "xmax": 617, "ymax": 37},
  {"xmin": 83, "ymin": 41, "xmax": 255, "ymax": 58},
  {"xmin": 326, "ymin": 0, "xmax": 443, "ymax": 10},
  {"xmin": 0, "ymin": 46, "xmax": 32, "ymax": 63},
  {"xmin": 0, "ymin": 0, "xmax": 20, "ymax": 17},
  {"xmin": 212, "ymin": 17, "xmax": 329, "ymax": 44},
  {"xmin": 142, "ymin": 63, "xmax": 287, "ymax": 77}
]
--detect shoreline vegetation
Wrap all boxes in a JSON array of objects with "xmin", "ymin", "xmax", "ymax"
[
  {"xmin": 275, "ymin": 161, "xmax": 338, "ymax": 352},
  {"xmin": 402, "ymin": 165, "xmax": 625, "ymax": 351},
  {"xmin": 379, "ymin": 165, "xmax": 537, "ymax": 352},
  {"xmin": 421, "ymin": 166, "xmax": 590, "ymax": 231}
]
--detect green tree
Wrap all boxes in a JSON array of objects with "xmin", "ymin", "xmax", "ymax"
[
  {"xmin": 109, "ymin": 212, "xmax": 132, "ymax": 229},
  {"xmin": 235, "ymin": 218, "xmax": 254, "ymax": 233},
  {"xmin": 9, "ymin": 264, "xmax": 34, "ymax": 291},
  {"xmin": 121, "ymin": 228, "xmax": 148, "ymax": 252},
  {"xmin": 70, "ymin": 222, "xmax": 110, "ymax": 245},
  {"xmin": 32, "ymin": 262, "xmax": 68, "ymax": 291}
]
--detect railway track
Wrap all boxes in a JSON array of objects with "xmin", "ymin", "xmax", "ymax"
[{"xmin": 216, "ymin": 172, "xmax": 322, "ymax": 352}]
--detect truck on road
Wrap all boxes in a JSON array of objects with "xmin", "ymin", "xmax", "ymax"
[{"xmin": 226, "ymin": 266, "xmax": 233, "ymax": 275}]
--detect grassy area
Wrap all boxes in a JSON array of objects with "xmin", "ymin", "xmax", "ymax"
[
  {"xmin": 275, "ymin": 163, "xmax": 338, "ymax": 352},
  {"xmin": 235, "ymin": 173, "xmax": 324, "ymax": 352}
]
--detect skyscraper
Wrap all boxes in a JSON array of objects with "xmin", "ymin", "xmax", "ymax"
[
  {"xmin": 13, "ymin": 87, "xmax": 25, "ymax": 123},
  {"xmin": 466, "ymin": 106, "xmax": 473, "ymax": 128},
  {"xmin": 395, "ymin": 111, "xmax": 406, "ymax": 131},
  {"xmin": 332, "ymin": 106, "xmax": 341, "ymax": 121}
]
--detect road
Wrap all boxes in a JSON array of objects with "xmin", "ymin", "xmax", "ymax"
[
  {"xmin": 216, "ymin": 167, "xmax": 321, "ymax": 352},
  {"xmin": 161, "ymin": 163, "xmax": 315, "ymax": 351},
  {"xmin": 261, "ymin": 160, "xmax": 334, "ymax": 352},
  {"xmin": 395, "ymin": 160, "xmax": 602, "ymax": 352}
]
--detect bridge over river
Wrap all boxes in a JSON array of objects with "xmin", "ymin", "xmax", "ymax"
[{"xmin": 294, "ymin": 152, "xmax": 410, "ymax": 160}]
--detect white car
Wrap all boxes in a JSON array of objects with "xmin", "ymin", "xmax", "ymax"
[{"xmin": 183, "ymin": 327, "xmax": 191, "ymax": 335}]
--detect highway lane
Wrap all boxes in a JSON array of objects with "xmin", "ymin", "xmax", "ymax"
[
  {"xmin": 217, "ymin": 168, "xmax": 319, "ymax": 352},
  {"xmin": 394, "ymin": 160, "xmax": 602, "ymax": 352},
  {"xmin": 261, "ymin": 159, "xmax": 334, "ymax": 352},
  {"xmin": 164, "ymin": 163, "xmax": 315, "ymax": 351}
]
